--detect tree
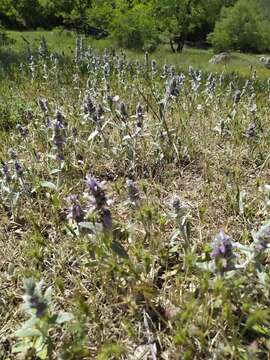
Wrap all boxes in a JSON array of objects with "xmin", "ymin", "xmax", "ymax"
[
  {"xmin": 209, "ymin": 0, "xmax": 270, "ymax": 53},
  {"xmin": 152, "ymin": 0, "xmax": 236, "ymax": 52},
  {"xmin": 110, "ymin": 0, "xmax": 159, "ymax": 50}
]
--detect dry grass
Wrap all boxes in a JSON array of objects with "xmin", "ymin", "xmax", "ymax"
[{"xmin": 0, "ymin": 39, "xmax": 270, "ymax": 359}]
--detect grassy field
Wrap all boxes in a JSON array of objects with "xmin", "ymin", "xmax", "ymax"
[
  {"xmin": 2, "ymin": 30, "xmax": 270, "ymax": 79},
  {"xmin": 0, "ymin": 33, "xmax": 270, "ymax": 359}
]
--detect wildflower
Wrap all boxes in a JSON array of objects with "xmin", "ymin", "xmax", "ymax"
[
  {"xmin": 53, "ymin": 121, "xmax": 65, "ymax": 160},
  {"xmin": 14, "ymin": 161, "xmax": 24, "ymax": 177},
  {"xmin": 2, "ymin": 162, "xmax": 11, "ymax": 182},
  {"xmin": 171, "ymin": 196, "xmax": 188, "ymax": 219},
  {"xmin": 101, "ymin": 208, "xmax": 112, "ymax": 232},
  {"xmin": 144, "ymin": 51, "xmax": 149, "ymax": 68},
  {"xmin": 103, "ymin": 62, "xmax": 110, "ymax": 79},
  {"xmin": 86, "ymin": 175, "xmax": 107, "ymax": 210},
  {"xmin": 245, "ymin": 123, "xmax": 257, "ymax": 138},
  {"xmin": 55, "ymin": 109, "xmax": 65, "ymax": 125},
  {"xmin": 75, "ymin": 37, "xmax": 81, "ymax": 65},
  {"xmin": 96, "ymin": 104, "xmax": 104, "ymax": 122},
  {"xmin": 163, "ymin": 64, "xmax": 169, "ymax": 78},
  {"xmin": 211, "ymin": 230, "xmax": 235, "ymax": 272},
  {"xmin": 136, "ymin": 103, "xmax": 144, "ymax": 127},
  {"xmin": 9, "ymin": 149, "xmax": 17, "ymax": 160},
  {"xmin": 83, "ymin": 93, "xmax": 96, "ymax": 117},
  {"xmin": 166, "ymin": 77, "xmax": 179, "ymax": 98},
  {"xmin": 67, "ymin": 196, "xmax": 85, "ymax": 224},
  {"xmin": 16, "ymin": 124, "xmax": 29, "ymax": 138}
]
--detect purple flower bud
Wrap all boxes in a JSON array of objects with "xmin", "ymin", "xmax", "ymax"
[
  {"xmin": 16, "ymin": 124, "xmax": 29, "ymax": 138},
  {"xmin": 2, "ymin": 162, "xmax": 11, "ymax": 182},
  {"xmin": 56, "ymin": 109, "xmax": 65, "ymax": 124},
  {"xmin": 84, "ymin": 94, "xmax": 95, "ymax": 116},
  {"xmin": 71, "ymin": 204, "xmax": 84, "ymax": 223},
  {"xmin": 9, "ymin": 149, "xmax": 17, "ymax": 160},
  {"xmin": 14, "ymin": 161, "xmax": 24, "ymax": 177}
]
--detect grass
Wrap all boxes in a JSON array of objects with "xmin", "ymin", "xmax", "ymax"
[{"xmin": 0, "ymin": 33, "xmax": 270, "ymax": 359}]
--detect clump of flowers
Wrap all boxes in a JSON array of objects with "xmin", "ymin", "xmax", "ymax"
[
  {"xmin": 86, "ymin": 175, "xmax": 112, "ymax": 232},
  {"xmin": 211, "ymin": 230, "xmax": 235, "ymax": 273}
]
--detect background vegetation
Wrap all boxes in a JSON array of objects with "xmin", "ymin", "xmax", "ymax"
[{"xmin": 0, "ymin": 0, "xmax": 270, "ymax": 53}]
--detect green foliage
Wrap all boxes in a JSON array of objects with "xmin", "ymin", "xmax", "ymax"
[
  {"xmin": 110, "ymin": 1, "xmax": 159, "ymax": 50},
  {"xmin": 0, "ymin": 0, "xmax": 269, "ymax": 54},
  {"xmin": 12, "ymin": 279, "xmax": 73, "ymax": 359},
  {"xmin": 209, "ymin": 0, "xmax": 270, "ymax": 53}
]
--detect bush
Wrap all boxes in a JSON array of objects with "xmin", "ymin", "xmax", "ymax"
[{"xmin": 208, "ymin": 0, "xmax": 270, "ymax": 53}]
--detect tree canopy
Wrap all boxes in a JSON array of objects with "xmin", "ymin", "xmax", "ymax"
[{"xmin": 0, "ymin": 0, "xmax": 269, "ymax": 53}]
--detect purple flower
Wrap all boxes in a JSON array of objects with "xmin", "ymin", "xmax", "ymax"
[
  {"xmin": 55, "ymin": 109, "xmax": 65, "ymax": 125},
  {"xmin": 17, "ymin": 124, "xmax": 29, "ymax": 138},
  {"xmin": 9, "ymin": 149, "xmax": 17, "ymax": 160},
  {"xmin": 101, "ymin": 208, "xmax": 112, "ymax": 232},
  {"xmin": 211, "ymin": 230, "xmax": 233, "ymax": 259},
  {"xmin": 83, "ymin": 94, "xmax": 95, "ymax": 116},
  {"xmin": 2, "ymin": 162, "xmax": 11, "ymax": 182},
  {"xmin": 72, "ymin": 204, "xmax": 84, "ymax": 223},
  {"xmin": 14, "ymin": 161, "xmax": 24, "ymax": 177},
  {"xmin": 86, "ymin": 175, "xmax": 107, "ymax": 210},
  {"xmin": 67, "ymin": 196, "xmax": 85, "ymax": 224}
]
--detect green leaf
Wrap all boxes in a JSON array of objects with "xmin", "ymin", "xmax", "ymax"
[
  {"xmin": 35, "ymin": 336, "xmax": 48, "ymax": 359},
  {"xmin": 56, "ymin": 311, "xmax": 74, "ymax": 324},
  {"xmin": 196, "ymin": 260, "xmax": 216, "ymax": 273},
  {"xmin": 111, "ymin": 241, "xmax": 129, "ymax": 259},
  {"xmin": 40, "ymin": 181, "xmax": 57, "ymax": 191},
  {"xmin": 79, "ymin": 222, "xmax": 96, "ymax": 231},
  {"xmin": 15, "ymin": 327, "xmax": 41, "ymax": 338},
  {"xmin": 44, "ymin": 286, "xmax": 52, "ymax": 303},
  {"xmin": 12, "ymin": 341, "xmax": 31, "ymax": 354}
]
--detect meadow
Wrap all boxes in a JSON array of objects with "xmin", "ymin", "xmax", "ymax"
[{"xmin": 0, "ymin": 33, "xmax": 270, "ymax": 359}]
